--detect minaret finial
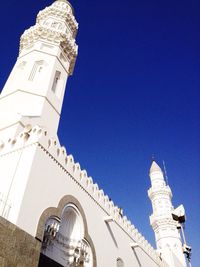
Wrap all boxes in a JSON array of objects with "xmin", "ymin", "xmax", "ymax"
[{"xmin": 149, "ymin": 159, "xmax": 162, "ymax": 174}]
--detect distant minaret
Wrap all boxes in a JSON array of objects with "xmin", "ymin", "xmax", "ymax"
[
  {"xmin": 148, "ymin": 160, "xmax": 187, "ymax": 267},
  {"xmin": 0, "ymin": 0, "xmax": 78, "ymax": 140}
]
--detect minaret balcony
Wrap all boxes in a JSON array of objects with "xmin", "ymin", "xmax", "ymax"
[
  {"xmin": 19, "ymin": 26, "xmax": 77, "ymax": 57},
  {"xmin": 148, "ymin": 186, "xmax": 172, "ymax": 199},
  {"xmin": 150, "ymin": 214, "xmax": 178, "ymax": 229},
  {"xmin": 37, "ymin": 4, "xmax": 78, "ymax": 35}
]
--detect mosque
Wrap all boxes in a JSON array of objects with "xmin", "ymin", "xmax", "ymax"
[{"xmin": 0, "ymin": 1, "xmax": 191, "ymax": 266}]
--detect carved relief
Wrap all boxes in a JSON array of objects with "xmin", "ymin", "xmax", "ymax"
[
  {"xmin": 36, "ymin": 3, "xmax": 78, "ymax": 36},
  {"xmin": 19, "ymin": 0, "xmax": 78, "ymax": 75},
  {"xmin": 42, "ymin": 216, "xmax": 60, "ymax": 249}
]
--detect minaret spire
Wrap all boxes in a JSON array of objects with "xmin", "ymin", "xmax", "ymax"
[
  {"xmin": 0, "ymin": 0, "xmax": 78, "ymax": 140},
  {"xmin": 148, "ymin": 160, "xmax": 187, "ymax": 267},
  {"xmin": 149, "ymin": 160, "xmax": 162, "ymax": 174}
]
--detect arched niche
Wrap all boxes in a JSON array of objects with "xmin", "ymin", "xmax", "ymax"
[
  {"xmin": 38, "ymin": 195, "xmax": 96, "ymax": 267},
  {"xmin": 59, "ymin": 204, "xmax": 84, "ymax": 243}
]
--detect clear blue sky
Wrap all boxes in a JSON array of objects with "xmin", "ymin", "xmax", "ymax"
[{"xmin": 0, "ymin": 0, "xmax": 199, "ymax": 265}]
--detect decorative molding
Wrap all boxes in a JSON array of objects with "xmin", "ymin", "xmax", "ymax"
[
  {"xmin": 148, "ymin": 186, "xmax": 172, "ymax": 199},
  {"xmin": 150, "ymin": 215, "xmax": 178, "ymax": 230},
  {"xmin": 37, "ymin": 2, "xmax": 78, "ymax": 34},
  {"xmin": 19, "ymin": 0, "xmax": 78, "ymax": 75}
]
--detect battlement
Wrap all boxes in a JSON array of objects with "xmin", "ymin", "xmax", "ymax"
[{"xmin": 0, "ymin": 125, "xmax": 166, "ymax": 266}]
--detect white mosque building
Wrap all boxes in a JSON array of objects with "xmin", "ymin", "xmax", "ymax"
[{"xmin": 0, "ymin": 1, "xmax": 191, "ymax": 266}]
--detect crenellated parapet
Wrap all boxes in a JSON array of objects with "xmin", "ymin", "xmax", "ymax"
[{"xmin": 0, "ymin": 125, "xmax": 167, "ymax": 266}]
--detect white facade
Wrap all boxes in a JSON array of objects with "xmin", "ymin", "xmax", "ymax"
[
  {"xmin": 0, "ymin": 125, "xmax": 167, "ymax": 266},
  {"xmin": 0, "ymin": 0, "xmax": 188, "ymax": 266}
]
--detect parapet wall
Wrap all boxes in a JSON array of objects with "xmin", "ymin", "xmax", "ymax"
[
  {"xmin": 0, "ymin": 216, "xmax": 41, "ymax": 267},
  {"xmin": 0, "ymin": 125, "xmax": 168, "ymax": 267}
]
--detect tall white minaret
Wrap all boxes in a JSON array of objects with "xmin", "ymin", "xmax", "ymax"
[
  {"xmin": 0, "ymin": 0, "xmax": 78, "ymax": 140},
  {"xmin": 0, "ymin": 0, "xmax": 78, "ymax": 231},
  {"xmin": 148, "ymin": 161, "xmax": 187, "ymax": 267}
]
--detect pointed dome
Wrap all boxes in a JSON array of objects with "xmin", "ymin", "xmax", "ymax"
[{"xmin": 149, "ymin": 160, "xmax": 162, "ymax": 174}]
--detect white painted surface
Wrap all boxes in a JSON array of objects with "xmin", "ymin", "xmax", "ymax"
[{"xmin": 0, "ymin": 126, "xmax": 165, "ymax": 267}]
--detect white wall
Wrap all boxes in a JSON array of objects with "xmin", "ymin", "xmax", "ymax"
[{"xmin": 0, "ymin": 126, "xmax": 166, "ymax": 267}]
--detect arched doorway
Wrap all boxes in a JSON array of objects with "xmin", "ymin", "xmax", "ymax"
[{"xmin": 39, "ymin": 203, "xmax": 93, "ymax": 267}]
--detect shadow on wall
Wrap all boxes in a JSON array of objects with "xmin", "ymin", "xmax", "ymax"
[
  {"xmin": 132, "ymin": 248, "xmax": 142, "ymax": 267},
  {"xmin": 172, "ymin": 251, "xmax": 187, "ymax": 267},
  {"xmin": 105, "ymin": 221, "xmax": 118, "ymax": 248},
  {"xmin": 39, "ymin": 253, "xmax": 63, "ymax": 267}
]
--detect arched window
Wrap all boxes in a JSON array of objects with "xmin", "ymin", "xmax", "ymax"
[
  {"xmin": 117, "ymin": 258, "xmax": 124, "ymax": 267},
  {"xmin": 51, "ymin": 70, "xmax": 61, "ymax": 94},
  {"xmin": 28, "ymin": 60, "xmax": 46, "ymax": 81}
]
